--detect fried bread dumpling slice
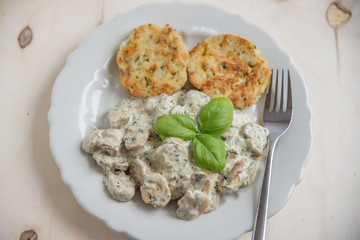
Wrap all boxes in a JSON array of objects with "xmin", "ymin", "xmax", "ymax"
[
  {"xmin": 140, "ymin": 173, "xmax": 171, "ymax": 208},
  {"xmin": 104, "ymin": 171, "xmax": 136, "ymax": 202},
  {"xmin": 188, "ymin": 34, "xmax": 271, "ymax": 109},
  {"xmin": 117, "ymin": 24, "xmax": 189, "ymax": 98}
]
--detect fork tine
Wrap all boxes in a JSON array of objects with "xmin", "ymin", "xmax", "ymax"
[
  {"xmin": 275, "ymin": 70, "xmax": 282, "ymax": 112},
  {"xmin": 282, "ymin": 70, "xmax": 288, "ymax": 112},
  {"xmin": 265, "ymin": 73, "xmax": 272, "ymax": 106},
  {"xmin": 269, "ymin": 69, "xmax": 277, "ymax": 111},
  {"xmin": 287, "ymin": 70, "xmax": 292, "ymax": 112}
]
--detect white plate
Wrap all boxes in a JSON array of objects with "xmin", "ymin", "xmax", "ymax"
[{"xmin": 48, "ymin": 3, "xmax": 312, "ymax": 240}]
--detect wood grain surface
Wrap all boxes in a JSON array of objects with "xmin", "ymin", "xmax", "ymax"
[{"xmin": 0, "ymin": 0, "xmax": 359, "ymax": 239}]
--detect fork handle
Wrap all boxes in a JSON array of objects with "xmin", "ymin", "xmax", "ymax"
[{"xmin": 252, "ymin": 139, "xmax": 278, "ymax": 240}]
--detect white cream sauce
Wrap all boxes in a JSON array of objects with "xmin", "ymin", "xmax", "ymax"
[{"xmin": 82, "ymin": 90, "xmax": 269, "ymax": 220}]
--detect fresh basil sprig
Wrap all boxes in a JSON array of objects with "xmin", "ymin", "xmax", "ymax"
[
  {"xmin": 154, "ymin": 114, "xmax": 197, "ymax": 141},
  {"xmin": 154, "ymin": 97, "xmax": 234, "ymax": 172},
  {"xmin": 193, "ymin": 134, "xmax": 226, "ymax": 171},
  {"xmin": 198, "ymin": 97, "xmax": 234, "ymax": 136}
]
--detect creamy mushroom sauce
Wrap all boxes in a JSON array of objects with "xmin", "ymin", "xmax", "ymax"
[{"xmin": 82, "ymin": 90, "xmax": 269, "ymax": 220}]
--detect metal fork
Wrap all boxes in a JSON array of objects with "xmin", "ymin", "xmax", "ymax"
[{"xmin": 252, "ymin": 69, "xmax": 293, "ymax": 240}]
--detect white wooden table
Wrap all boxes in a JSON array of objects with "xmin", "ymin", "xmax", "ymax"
[{"xmin": 1, "ymin": 0, "xmax": 359, "ymax": 239}]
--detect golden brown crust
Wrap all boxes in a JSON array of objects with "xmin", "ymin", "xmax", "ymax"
[
  {"xmin": 187, "ymin": 34, "xmax": 271, "ymax": 108},
  {"xmin": 117, "ymin": 24, "xmax": 189, "ymax": 98}
]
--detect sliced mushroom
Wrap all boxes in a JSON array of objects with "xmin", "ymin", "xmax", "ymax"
[
  {"xmin": 104, "ymin": 171, "xmax": 136, "ymax": 201},
  {"xmin": 176, "ymin": 190, "xmax": 209, "ymax": 220},
  {"xmin": 82, "ymin": 128, "xmax": 125, "ymax": 155},
  {"xmin": 182, "ymin": 171, "xmax": 211, "ymax": 193},
  {"xmin": 179, "ymin": 90, "xmax": 210, "ymax": 108},
  {"xmin": 170, "ymin": 105, "xmax": 186, "ymax": 115},
  {"xmin": 179, "ymin": 90, "xmax": 210, "ymax": 121},
  {"xmin": 221, "ymin": 127, "xmax": 249, "ymax": 158},
  {"xmin": 93, "ymin": 150, "xmax": 129, "ymax": 173},
  {"xmin": 217, "ymin": 157, "xmax": 257, "ymax": 194},
  {"xmin": 227, "ymin": 159, "xmax": 248, "ymax": 181},
  {"xmin": 221, "ymin": 127, "xmax": 240, "ymax": 141},
  {"xmin": 166, "ymin": 174, "xmax": 189, "ymax": 200},
  {"xmin": 242, "ymin": 122, "xmax": 269, "ymax": 157},
  {"xmin": 128, "ymin": 138, "xmax": 158, "ymax": 158},
  {"xmin": 148, "ymin": 137, "xmax": 191, "ymax": 199},
  {"xmin": 108, "ymin": 97, "xmax": 148, "ymax": 128},
  {"xmin": 179, "ymin": 171, "xmax": 219, "ymax": 216},
  {"xmin": 205, "ymin": 192, "xmax": 220, "ymax": 213},
  {"xmin": 108, "ymin": 109, "xmax": 131, "ymax": 129},
  {"xmin": 231, "ymin": 109, "xmax": 254, "ymax": 128},
  {"xmin": 124, "ymin": 124, "xmax": 150, "ymax": 150},
  {"xmin": 163, "ymin": 137, "xmax": 188, "ymax": 146},
  {"xmin": 144, "ymin": 93, "xmax": 179, "ymax": 121},
  {"xmin": 140, "ymin": 173, "xmax": 171, "ymax": 208},
  {"xmin": 129, "ymin": 159, "xmax": 151, "ymax": 186},
  {"xmin": 149, "ymin": 137, "xmax": 190, "ymax": 172}
]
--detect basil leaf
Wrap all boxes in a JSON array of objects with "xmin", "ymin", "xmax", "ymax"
[
  {"xmin": 198, "ymin": 97, "xmax": 234, "ymax": 136},
  {"xmin": 154, "ymin": 114, "xmax": 197, "ymax": 141},
  {"xmin": 193, "ymin": 134, "xmax": 226, "ymax": 172}
]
